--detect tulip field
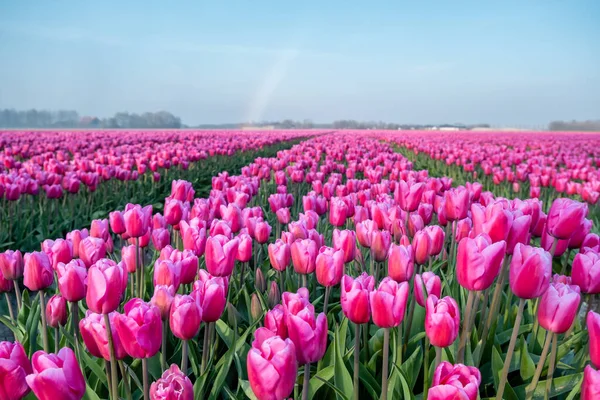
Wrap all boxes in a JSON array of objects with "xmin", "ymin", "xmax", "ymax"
[{"xmin": 0, "ymin": 129, "xmax": 599, "ymax": 400}]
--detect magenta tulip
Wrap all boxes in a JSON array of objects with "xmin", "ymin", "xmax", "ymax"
[
  {"xmin": 425, "ymin": 295, "xmax": 461, "ymax": 348},
  {"xmin": 205, "ymin": 235, "xmax": 239, "ymax": 277},
  {"xmin": 169, "ymin": 295, "xmax": 202, "ymax": 340},
  {"xmin": 415, "ymin": 271, "xmax": 442, "ymax": 307},
  {"xmin": 315, "ymin": 246, "xmax": 344, "ymax": 287},
  {"xmin": 387, "ymin": 243, "xmax": 414, "ymax": 283},
  {"xmin": 341, "ymin": 273, "xmax": 375, "ymax": 324},
  {"xmin": 25, "ymin": 347, "xmax": 85, "ymax": 400},
  {"xmin": 547, "ymin": 198, "xmax": 588, "ymax": 240},
  {"xmin": 150, "ymin": 364, "xmax": 193, "ymax": 400},
  {"xmin": 23, "ymin": 251, "xmax": 53, "ymax": 291},
  {"xmin": 268, "ymin": 239, "xmax": 291, "ymax": 272},
  {"xmin": 290, "ymin": 239, "xmax": 318, "ymax": 275},
  {"xmin": 79, "ymin": 311, "xmax": 126, "ymax": 361},
  {"xmin": 428, "ymin": 362, "xmax": 481, "ymax": 400},
  {"xmin": 588, "ymin": 311, "xmax": 600, "ymax": 368},
  {"xmin": 509, "ymin": 244, "xmax": 552, "ymax": 299},
  {"xmin": 115, "ymin": 298, "xmax": 162, "ymax": 358},
  {"xmin": 456, "ymin": 235, "xmax": 506, "ymax": 291},
  {"xmin": 0, "ymin": 341, "xmax": 32, "ymax": 400},
  {"xmin": 572, "ymin": 251, "xmax": 600, "ymax": 294},
  {"xmin": 370, "ymin": 278, "xmax": 409, "ymax": 328},
  {"xmin": 86, "ymin": 258, "xmax": 127, "ymax": 314}
]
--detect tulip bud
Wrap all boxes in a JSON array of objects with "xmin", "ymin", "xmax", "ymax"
[
  {"xmin": 387, "ymin": 243, "xmax": 414, "ymax": 283},
  {"xmin": 537, "ymin": 282, "xmax": 580, "ymax": 334},
  {"xmin": 415, "ymin": 271, "xmax": 442, "ymax": 307},
  {"xmin": 250, "ymin": 293, "xmax": 263, "ymax": 322},
  {"xmin": 151, "ymin": 285, "xmax": 175, "ymax": 320},
  {"xmin": 370, "ymin": 278, "xmax": 409, "ymax": 328},
  {"xmin": 572, "ymin": 251, "xmax": 600, "ymax": 294},
  {"xmin": 509, "ymin": 243, "xmax": 552, "ymax": 299},
  {"xmin": 255, "ymin": 269, "xmax": 266, "ymax": 292},
  {"xmin": 0, "ymin": 250, "xmax": 24, "ymax": 280},
  {"xmin": 268, "ymin": 281, "xmax": 281, "ymax": 308},
  {"xmin": 412, "ymin": 230, "xmax": 431, "ymax": 265},
  {"xmin": 456, "ymin": 235, "xmax": 506, "ymax": 291},
  {"xmin": 341, "ymin": 273, "xmax": 374, "ymax": 324},
  {"xmin": 56, "ymin": 259, "xmax": 87, "ymax": 302},
  {"xmin": 23, "ymin": 251, "xmax": 53, "ymax": 292},
  {"xmin": 169, "ymin": 295, "xmax": 202, "ymax": 340}
]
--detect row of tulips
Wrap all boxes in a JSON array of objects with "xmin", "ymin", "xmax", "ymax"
[
  {"xmin": 0, "ymin": 133, "xmax": 307, "ymax": 252},
  {"xmin": 0, "ymin": 133, "xmax": 599, "ymax": 400}
]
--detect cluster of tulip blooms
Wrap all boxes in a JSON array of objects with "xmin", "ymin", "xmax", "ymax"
[
  {"xmin": 0, "ymin": 133, "xmax": 598, "ymax": 400},
  {"xmin": 382, "ymin": 130, "xmax": 600, "ymax": 205}
]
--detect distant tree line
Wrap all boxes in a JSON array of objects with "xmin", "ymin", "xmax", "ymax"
[
  {"xmin": 0, "ymin": 109, "xmax": 182, "ymax": 129},
  {"xmin": 548, "ymin": 120, "xmax": 600, "ymax": 132}
]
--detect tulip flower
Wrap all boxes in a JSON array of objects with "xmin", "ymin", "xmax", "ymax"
[
  {"xmin": 236, "ymin": 233, "xmax": 253, "ymax": 263},
  {"xmin": 428, "ymin": 362, "xmax": 481, "ymax": 400},
  {"xmin": 109, "ymin": 211, "xmax": 126, "ymax": 235},
  {"xmin": 46, "ymin": 294, "xmax": 67, "ymax": 328},
  {"xmin": 425, "ymin": 295, "xmax": 460, "ymax": 348},
  {"xmin": 415, "ymin": 272, "xmax": 442, "ymax": 307},
  {"xmin": 87, "ymin": 259, "xmax": 127, "ymax": 314},
  {"xmin": 180, "ymin": 220, "xmax": 207, "ymax": 257},
  {"xmin": 0, "ymin": 341, "xmax": 32, "ymax": 400},
  {"xmin": 572, "ymin": 251, "xmax": 600, "ymax": 294},
  {"xmin": 444, "ymin": 187, "xmax": 470, "ymax": 221},
  {"xmin": 290, "ymin": 239, "xmax": 318, "ymax": 280},
  {"xmin": 509, "ymin": 243, "xmax": 552, "ymax": 299},
  {"xmin": 23, "ymin": 251, "xmax": 53, "ymax": 291},
  {"xmin": 268, "ymin": 281, "xmax": 281, "ymax": 308},
  {"xmin": 150, "ymin": 364, "xmax": 193, "ymax": 400},
  {"xmin": 329, "ymin": 197, "xmax": 348, "ymax": 227},
  {"xmin": 115, "ymin": 298, "xmax": 162, "ymax": 360},
  {"xmin": 395, "ymin": 180, "xmax": 425, "ymax": 212},
  {"xmin": 537, "ymin": 282, "xmax": 581, "ymax": 334},
  {"xmin": 79, "ymin": 311, "xmax": 127, "ymax": 361},
  {"xmin": 153, "ymin": 259, "xmax": 182, "ymax": 291},
  {"xmin": 547, "ymin": 198, "xmax": 587, "ymax": 240},
  {"xmin": 264, "ymin": 304, "xmax": 287, "ymax": 338},
  {"xmin": 192, "ymin": 270, "xmax": 227, "ymax": 322},
  {"xmin": 169, "ymin": 294, "xmax": 202, "ymax": 340},
  {"xmin": 388, "ymin": 243, "xmax": 414, "ymax": 283},
  {"xmin": 424, "ymin": 225, "xmax": 445, "ymax": 257},
  {"xmin": 151, "ymin": 285, "xmax": 176, "ymax": 321},
  {"xmin": 499, "ymin": 243, "xmax": 552, "ymax": 399},
  {"xmin": 25, "ymin": 347, "xmax": 85, "ymax": 400},
  {"xmin": 123, "ymin": 204, "xmax": 152, "ymax": 238},
  {"xmin": 205, "ymin": 235, "xmax": 239, "ymax": 277},
  {"xmin": 220, "ymin": 203, "xmax": 243, "ymax": 233},
  {"xmin": 582, "ymin": 365, "xmax": 600, "ymax": 400},
  {"xmin": 78, "ymin": 237, "xmax": 107, "ymax": 268},
  {"xmin": 0, "ymin": 250, "xmax": 23, "ymax": 281},
  {"xmin": 371, "ymin": 229, "xmax": 391, "ymax": 263},
  {"xmin": 341, "ymin": 273, "xmax": 375, "ymax": 324},
  {"xmin": 151, "ymin": 228, "xmax": 171, "ymax": 251},
  {"xmin": 412, "ymin": 230, "xmax": 431, "ymax": 266},
  {"xmin": 247, "ymin": 328, "xmax": 297, "ymax": 400},
  {"xmin": 456, "ymin": 235, "xmax": 506, "ymax": 291},
  {"xmin": 281, "ymin": 288, "xmax": 328, "ymax": 365},
  {"xmin": 370, "ymin": 278, "xmax": 409, "ymax": 328},
  {"xmin": 588, "ymin": 311, "xmax": 600, "ymax": 368},
  {"xmin": 506, "ymin": 214, "xmax": 532, "ymax": 254},
  {"xmin": 315, "ymin": 246, "xmax": 344, "ymax": 313}
]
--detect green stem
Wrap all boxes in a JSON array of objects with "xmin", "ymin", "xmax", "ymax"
[
  {"xmin": 381, "ymin": 328, "xmax": 390, "ymax": 400},
  {"xmin": 323, "ymin": 286, "xmax": 331, "ymax": 314},
  {"xmin": 119, "ymin": 360, "xmax": 133, "ymax": 400},
  {"xmin": 457, "ymin": 290, "xmax": 475, "ymax": 364},
  {"xmin": 54, "ymin": 327, "xmax": 60, "ymax": 352},
  {"xmin": 478, "ymin": 288, "xmax": 491, "ymax": 334},
  {"xmin": 201, "ymin": 322, "xmax": 210, "ymax": 373},
  {"xmin": 4, "ymin": 293, "xmax": 14, "ymax": 323},
  {"xmin": 39, "ymin": 291, "xmax": 50, "ymax": 352},
  {"xmin": 560, "ymin": 249, "xmax": 571, "ymax": 275},
  {"xmin": 142, "ymin": 357, "xmax": 150, "ymax": 400},
  {"xmin": 302, "ymin": 363, "xmax": 310, "ymax": 400},
  {"xmin": 181, "ymin": 340, "xmax": 188, "ymax": 375},
  {"xmin": 435, "ymin": 346, "xmax": 442, "ymax": 369},
  {"xmin": 424, "ymin": 338, "xmax": 430, "ymax": 399},
  {"xmin": 104, "ymin": 313, "xmax": 119, "ymax": 400},
  {"xmin": 354, "ymin": 323, "xmax": 360, "ymax": 400},
  {"xmin": 526, "ymin": 330, "xmax": 553, "ymax": 399},
  {"xmin": 105, "ymin": 360, "xmax": 113, "ymax": 400},
  {"xmin": 545, "ymin": 333, "xmax": 558, "ymax": 399},
  {"xmin": 496, "ymin": 298, "xmax": 526, "ymax": 400},
  {"xmin": 13, "ymin": 281, "xmax": 21, "ymax": 312},
  {"xmin": 161, "ymin": 322, "xmax": 167, "ymax": 371}
]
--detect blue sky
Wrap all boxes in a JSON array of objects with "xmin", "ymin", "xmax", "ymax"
[{"xmin": 0, "ymin": 0, "xmax": 599, "ymax": 126}]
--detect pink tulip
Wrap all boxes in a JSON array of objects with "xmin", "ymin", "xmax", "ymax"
[
  {"xmin": 547, "ymin": 198, "xmax": 588, "ymax": 240},
  {"xmin": 150, "ymin": 364, "xmax": 193, "ymax": 400},
  {"xmin": 282, "ymin": 288, "xmax": 327, "ymax": 364},
  {"xmin": 444, "ymin": 187, "xmax": 470, "ymax": 221},
  {"xmin": 506, "ymin": 214, "xmax": 532, "ymax": 255},
  {"xmin": 371, "ymin": 229, "xmax": 392, "ymax": 262},
  {"xmin": 582, "ymin": 365, "xmax": 600, "ymax": 400},
  {"xmin": 25, "ymin": 347, "xmax": 85, "ymax": 400},
  {"xmin": 79, "ymin": 311, "xmax": 127, "ymax": 361},
  {"xmin": 86, "ymin": 259, "xmax": 127, "ymax": 314},
  {"xmin": 0, "ymin": 341, "xmax": 32, "ymax": 400},
  {"xmin": 264, "ymin": 304, "xmax": 287, "ymax": 338},
  {"xmin": 395, "ymin": 180, "xmax": 425, "ymax": 212},
  {"xmin": 205, "ymin": 235, "xmax": 239, "ymax": 277},
  {"xmin": 220, "ymin": 204, "xmax": 243, "ymax": 233},
  {"xmin": 56, "ymin": 260, "xmax": 87, "ymax": 302},
  {"xmin": 247, "ymin": 328, "xmax": 297, "ymax": 400},
  {"xmin": 192, "ymin": 270, "xmax": 228, "ymax": 322},
  {"xmin": 46, "ymin": 294, "xmax": 68, "ymax": 328},
  {"xmin": 387, "ymin": 243, "xmax": 414, "ymax": 283},
  {"xmin": 509, "ymin": 244, "xmax": 552, "ymax": 299},
  {"xmin": 424, "ymin": 225, "xmax": 445, "ymax": 257},
  {"xmin": 290, "ymin": 239, "xmax": 318, "ymax": 275},
  {"xmin": 180, "ymin": 220, "xmax": 207, "ymax": 257},
  {"xmin": 121, "ymin": 244, "xmax": 140, "ymax": 273},
  {"xmin": 341, "ymin": 273, "xmax": 375, "ymax": 324},
  {"xmin": 572, "ymin": 251, "xmax": 600, "ymax": 294},
  {"xmin": 78, "ymin": 237, "xmax": 107, "ymax": 268},
  {"xmin": 425, "ymin": 295, "xmax": 461, "ymax": 348},
  {"xmin": 537, "ymin": 282, "xmax": 580, "ymax": 334},
  {"xmin": 315, "ymin": 246, "xmax": 344, "ymax": 287},
  {"xmin": 412, "ymin": 230, "xmax": 431, "ymax": 265},
  {"xmin": 115, "ymin": 298, "xmax": 162, "ymax": 358},
  {"xmin": 153, "ymin": 259, "xmax": 181, "ymax": 291},
  {"xmin": 151, "ymin": 228, "xmax": 171, "ymax": 251},
  {"xmin": 109, "ymin": 211, "xmax": 126, "ymax": 235},
  {"xmin": 588, "ymin": 311, "xmax": 600, "ymax": 368},
  {"xmin": 151, "ymin": 285, "xmax": 175, "ymax": 321},
  {"xmin": 456, "ymin": 235, "xmax": 506, "ymax": 291},
  {"xmin": 23, "ymin": 251, "xmax": 53, "ymax": 291},
  {"xmin": 415, "ymin": 272, "xmax": 442, "ymax": 307},
  {"xmin": 428, "ymin": 361, "xmax": 481, "ymax": 400},
  {"xmin": 0, "ymin": 250, "xmax": 24, "ymax": 280},
  {"xmin": 237, "ymin": 233, "xmax": 253, "ymax": 262},
  {"xmin": 370, "ymin": 278, "xmax": 409, "ymax": 328},
  {"xmin": 268, "ymin": 239, "xmax": 291, "ymax": 272},
  {"xmin": 169, "ymin": 295, "xmax": 202, "ymax": 340}
]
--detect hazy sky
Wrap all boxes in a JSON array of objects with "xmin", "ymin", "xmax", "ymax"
[{"xmin": 1, "ymin": 1, "xmax": 599, "ymax": 126}]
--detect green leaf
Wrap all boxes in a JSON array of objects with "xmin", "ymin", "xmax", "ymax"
[
  {"xmin": 401, "ymin": 346, "xmax": 423, "ymax": 389},
  {"xmin": 513, "ymin": 372, "xmax": 583, "ymax": 399},
  {"xmin": 390, "ymin": 362, "xmax": 413, "ymax": 400},
  {"xmin": 208, "ymin": 343, "xmax": 235, "ymax": 400},
  {"xmin": 519, "ymin": 336, "xmax": 535, "ymax": 381},
  {"xmin": 307, "ymin": 365, "xmax": 334, "ymax": 399},
  {"xmin": 315, "ymin": 374, "xmax": 350, "ymax": 400},
  {"xmin": 333, "ymin": 323, "xmax": 354, "ymax": 400},
  {"xmin": 496, "ymin": 323, "xmax": 533, "ymax": 345},
  {"xmin": 239, "ymin": 379, "xmax": 258, "ymax": 400},
  {"xmin": 359, "ymin": 362, "xmax": 381, "ymax": 399},
  {"xmin": 82, "ymin": 383, "xmax": 103, "ymax": 400},
  {"xmin": 491, "ymin": 346, "xmax": 518, "ymax": 400}
]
